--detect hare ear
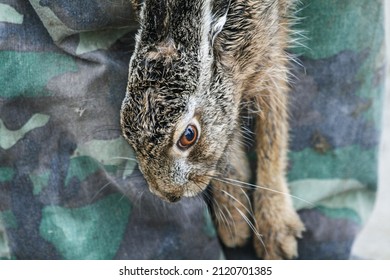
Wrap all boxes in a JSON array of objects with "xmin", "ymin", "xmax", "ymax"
[{"xmin": 211, "ymin": 0, "xmax": 231, "ymax": 44}]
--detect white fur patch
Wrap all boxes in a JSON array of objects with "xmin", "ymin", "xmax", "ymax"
[{"xmin": 172, "ymin": 158, "xmax": 190, "ymax": 185}]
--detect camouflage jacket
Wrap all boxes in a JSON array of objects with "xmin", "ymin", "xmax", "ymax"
[{"xmin": 0, "ymin": 0, "xmax": 386, "ymax": 259}]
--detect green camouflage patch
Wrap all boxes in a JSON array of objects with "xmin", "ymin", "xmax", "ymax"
[
  {"xmin": 294, "ymin": 0, "xmax": 384, "ymax": 60},
  {"xmin": 0, "ymin": 210, "xmax": 18, "ymax": 229},
  {"xmin": 0, "ymin": 3, "xmax": 23, "ymax": 24},
  {"xmin": 0, "ymin": 52, "xmax": 78, "ymax": 98},
  {"xmin": 29, "ymin": 171, "xmax": 50, "ymax": 196},
  {"xmin": 28, "ymin": 0, "xmax": 75, "ymax": 42},
  {"xmin": 288, "ymin": 146, "xmax": 378, "ymax": 189},
  {"xmin": 290, "ymin": 178, "xmax": 375, "ymax": 224},
  {"xmin": 0, "ymin": 221, "xmax": 10, "ymax": 260},
  {"xmin": 0, "ymin": 114, "xmax": 50, "ymax": 150},
  {"xmin": 203, "ymin": 208, "xmax": 217, "ymax": 238},
  {"xmin": 0, "ymin": 167, "xmax": 14, "ymax": 183},
  {"xmin": 72, "ymin": 138, "xmax": 136, "ymax": 180},
  {"xmin": 73, "ymin": 138, "xmax": 136, "ymax": 170},
  {"xmin": 39, "ymin": 193, "xmax": 132, "ymax": 259},
  {"xmin": 65, "ymin": 156, "xmax": 101, "ymax": 187},
  {"xmin": 76, "ymin": 29, "xmax": 132, "ymax": 55},
  {"xmin": 315, "ymin": 206, "xmax": 361, "ymax": 225}
]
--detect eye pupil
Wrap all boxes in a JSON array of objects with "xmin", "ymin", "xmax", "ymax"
[
  {"xmin": 185, "ymin": 127, "xmax": 195, "ymax": 141},
  {"xmin": 178, "ymin": 125, "xmax": 198, "ymax": 149}
]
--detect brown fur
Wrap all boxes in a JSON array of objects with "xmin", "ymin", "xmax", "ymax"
[{"xmin": 121, "ymin": 0, "xmax": 305, "ymax": 259}]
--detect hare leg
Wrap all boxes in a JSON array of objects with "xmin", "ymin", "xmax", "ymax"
[{"xmin": 253, "ymin": 89, "xmax": 305, "ymax": 260}]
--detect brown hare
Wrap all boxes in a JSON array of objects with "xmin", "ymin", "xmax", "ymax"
[{"xmin": 120, "ymin": 0, "xmax": 304, "ymax": 259}]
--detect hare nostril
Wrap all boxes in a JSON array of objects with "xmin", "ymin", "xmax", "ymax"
[{"xmin": 165, "ymin": 192, "xmax": 181, "ymax": 203}]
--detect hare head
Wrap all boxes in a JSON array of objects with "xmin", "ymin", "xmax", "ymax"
[{"xmin": 120, "ymin": 0, "xmax": 238, "ymax": 202}]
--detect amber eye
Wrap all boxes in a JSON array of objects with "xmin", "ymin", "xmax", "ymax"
[{"xmin": 178, "ymin": 125, "xmax": 198, "ymax": 149}]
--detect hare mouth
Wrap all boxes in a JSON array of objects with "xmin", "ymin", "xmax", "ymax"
[
  {"xmin": 148, "ymin": 186, "xmax": 183, "ymax": 203},
  {"xmin": 147, "ymin": 174, "xmax": 211, "ymax": 202},
  {"xmin": 183, "ymin": 175, "xmax": 211, "ymax": 197}
]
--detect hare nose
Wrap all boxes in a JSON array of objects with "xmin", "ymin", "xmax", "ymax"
[{"xmin": 165, "ymin": 192, "xmax": 181, "ymax": 203}]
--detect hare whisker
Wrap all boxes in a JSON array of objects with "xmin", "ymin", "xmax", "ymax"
[
  {"xmin": 209, "ymin": 175, "xmax": 313, "ymax": 206},
  {"xmin": 109, "ymin": 156, "xmax": 138, "ymax": 162},
  {"xmin": 233, "ymin": 205, "xmax": 267, "ymax": 256},
  {"xmin": 90, "ymin": 181, "xmax": 113, "ymax": 203}
]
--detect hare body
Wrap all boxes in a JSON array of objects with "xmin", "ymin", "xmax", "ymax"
[{"xmin": 121, "ymin": 0, "xmax": 304, "ymax": 259}]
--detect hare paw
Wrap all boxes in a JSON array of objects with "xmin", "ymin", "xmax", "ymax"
[{"xmin": 253, "ymin": 200, "xmax": 305, "ymax": 259}]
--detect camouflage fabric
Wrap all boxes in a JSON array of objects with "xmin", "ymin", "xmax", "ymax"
[
  {"xmin": 0, "ymin": 0, "xmax": 386, "ymax": 259},
  {"xmin": 289, "ymin": 0, "xmax": 385, "ymax": 259}
]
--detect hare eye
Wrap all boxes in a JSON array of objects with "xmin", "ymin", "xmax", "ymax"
[{"xmin": 178, "ymin": 125, "xmax": 198, "ymax": 149}]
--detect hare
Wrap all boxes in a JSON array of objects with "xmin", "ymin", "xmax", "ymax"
[{"xmin": 120, "ymin": 0, "xmax": 305, "ymax": 259}]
